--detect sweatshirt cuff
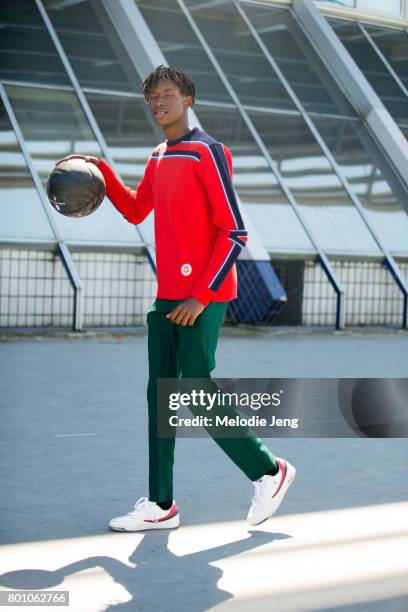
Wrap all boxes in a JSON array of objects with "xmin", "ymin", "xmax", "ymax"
[
  {"xmin": 190, "ymin": 286, "xmax": 214, "ymax": 308},
  {"xmin": 94, "ymin": 159, "xmax": 122, "ymax": 203}
]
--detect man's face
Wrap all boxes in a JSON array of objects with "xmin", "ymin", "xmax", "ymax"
[{"xmin": 147, "ymin": 78, "xmax": 192, "ymax": 128}]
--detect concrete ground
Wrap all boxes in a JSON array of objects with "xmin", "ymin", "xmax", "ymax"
[{"xmin": 0, "ymin": 327, "xmax": 407, "ymax": 611}]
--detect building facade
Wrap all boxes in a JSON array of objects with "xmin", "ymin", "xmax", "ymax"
[{"xmin": 1, "ymin": 0, "xmax": 408, "ymax": 329}]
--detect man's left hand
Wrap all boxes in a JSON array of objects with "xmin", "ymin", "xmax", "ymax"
[{"xmin": 166, "ymin": 297, "xmax": 205, "ymax": 326}]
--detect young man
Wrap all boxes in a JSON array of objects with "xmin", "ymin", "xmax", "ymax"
[{"xmin": 56, "ymin": 65, "xmax": 295, "ymax": 531}]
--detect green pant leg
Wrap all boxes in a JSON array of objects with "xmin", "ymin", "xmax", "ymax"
[
  {"xmin": 147, "ymin": 309, "xmax": 178, "ymax": 502},
  {"xmin": 176, "ymin": 302, "xmax": 278, "ymax": 481}
]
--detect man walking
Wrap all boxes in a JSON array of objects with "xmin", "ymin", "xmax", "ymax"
[{"xmin": 56, "ymin": 65, "xmax": 295, "ymax": 531}]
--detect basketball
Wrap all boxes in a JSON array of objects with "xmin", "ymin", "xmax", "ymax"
[{"xmin": 47, "ymin": 158, "xmax": 105, "ymax": 218}]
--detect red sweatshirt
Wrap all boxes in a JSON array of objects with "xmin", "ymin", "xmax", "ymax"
[{"xmin": 97, "ymin": 126, "xmax": 248, "ymax": 307}]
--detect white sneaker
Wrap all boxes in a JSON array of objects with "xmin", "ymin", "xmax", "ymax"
[
  {"xmin": 109, "ymin": 497, "xmax": 180, "ymax": 532},
  {"xmin": 247, "ymin": 457, "xmax": 296, "ymax": 526}
]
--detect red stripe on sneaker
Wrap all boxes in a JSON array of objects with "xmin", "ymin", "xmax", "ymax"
[
  {"xmin": 272, "ymin": 460, "xmax": 287, "ymax": 498},
  {"xmin": 144, "ymin": 502, "xmax": 179, "ymax": 523}
]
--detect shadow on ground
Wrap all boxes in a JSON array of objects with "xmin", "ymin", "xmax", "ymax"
[{"xmin": 0, "ymin": 529, "xmax": 290, "ymax": 611}]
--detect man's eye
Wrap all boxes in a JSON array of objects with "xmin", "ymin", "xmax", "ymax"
[{"xmin": 149, "ymin": 94, "xmax": 174, "ymax": 104}]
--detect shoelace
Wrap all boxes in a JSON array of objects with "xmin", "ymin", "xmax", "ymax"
[
  {"xmin": 128, "ymin": 496, "xmax": 150, "ymax": 516},
  {"xmin": 252, "ymin": 478, "xmax": 267, "ymax": 504},
  {"xmin": 252, "ymin": 472, "xmax": 280, "ymax": 504}
]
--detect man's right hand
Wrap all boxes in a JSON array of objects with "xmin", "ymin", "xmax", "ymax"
[{"xmin": 54, "ymin": 154, "xmax": 100, "ymax": 167}]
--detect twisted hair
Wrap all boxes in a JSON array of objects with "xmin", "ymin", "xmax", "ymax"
[{"xmin": 141, "ymin": 65, "xmax": 196, "ymax": 104}]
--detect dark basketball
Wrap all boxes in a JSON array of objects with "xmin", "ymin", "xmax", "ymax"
[{"xmin": 47, "ymin": 158, "xmax": 106, "ymax": 217}]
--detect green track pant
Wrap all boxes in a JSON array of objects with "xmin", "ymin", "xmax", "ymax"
[{"xmin": 147, "ymin": 299, "xmax": 277, "ymax": 502}]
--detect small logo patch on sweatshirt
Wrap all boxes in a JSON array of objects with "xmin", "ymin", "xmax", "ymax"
[{"xmin": 181, "ymin": 263, "xmax": 192, "ymax": 276}]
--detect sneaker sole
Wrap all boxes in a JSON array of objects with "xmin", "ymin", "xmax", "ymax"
[
  {"xmin": 109, "ymin": 516, "xmax": 180, "ymax": 532},
  {"xmin": 248, "ymin": 461, "xmax": 296, "ymax": 526}
]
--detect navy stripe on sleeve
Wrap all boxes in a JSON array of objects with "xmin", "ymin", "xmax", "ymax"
[
  {"xmin": 209, "ymin": 143, "xmax": 245, "ymax": 231},
  {"xmin": 209, "ymin": 243, "xmax": 242, "ymax": 292},
  {"xmin": 151, "ymin": 150, "xmax": 201, "ymax": 161},
  {"xmin": 229, "ymin": 229, "xmax": 248, "ymax": 237},
  {"xmin": 229, "ymin": 235, "xmax": 246, "ymax": 248}
]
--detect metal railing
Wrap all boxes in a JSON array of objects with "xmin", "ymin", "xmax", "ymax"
[{"xmin": 0, "ymin": 246, "xmax": 156, "ymax": 329}]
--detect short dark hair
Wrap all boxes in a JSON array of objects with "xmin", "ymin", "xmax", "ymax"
[{"xmin": 141, "ymin": 65, "xmax": 196, "ymax": 105}]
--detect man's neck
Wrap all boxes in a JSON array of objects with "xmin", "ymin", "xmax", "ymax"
[{"xmin": 164, "ymin": 121, "xmax": 190, "ymax": 142}]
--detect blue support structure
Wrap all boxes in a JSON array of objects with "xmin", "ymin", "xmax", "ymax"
[{"xmin": 227, "ymin": 260, "xmax": 287, "ymax": 325}]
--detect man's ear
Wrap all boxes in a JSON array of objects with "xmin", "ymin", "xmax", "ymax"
[{"xmin": 184, "ymin": 95, "xmax": 193, "ymax": 109}]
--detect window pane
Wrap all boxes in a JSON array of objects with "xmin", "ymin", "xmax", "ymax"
[
  {"xmin": 0, "ymin": 0, "xmax": 70, "ymax": 86},
  {"xmin": 243, "ymin": 5, "xmax": 355, "ymax": 116},
  {"xmin": 5, "ymin": 85, "xmax": 143, "ymax": 246},
  {"xmin": 85, "ymin": 94, "xmax": 158, "ymax": 174},
  {"xmin": 85, "ymin": 92, "xmax": 158, "ymax": 243},
  {"xmin": 359, "ymin": 0, "xmax": 401, "ymax": 15},
  {"xmin": 194, "ymin": 104, "xmax": 315, "ymax": 254},
  {"xmin": 43, "ymin": 0, "xmax": 137, "ymax": 92},
  {"xmin": 317, "ymin": 1, "xmax": 356, "ymax": 7},
  {"xmin": 364, "ymin": 25, "xmax": 408, "ymax": 93},
  {"xmin": 329, "ymin": 19, "xmax": 408, "ymax": 124},
  {"xmin": 313, "ymin": 116, "xmax": 408, "ymax": 255},
  {"xmin": 248, "ymin": 110, "xmax": 381, "ymax": 256},
  {"xmin": 135, "ymin": 0, "xmax": 232, "ymax": 104},
  {"xmin": 183, "ymin": 0, "xmax": 296, "ymax": 110},
  {"xmin": 0, "ymin": 99, "xmax": 54, "ymax": 242}
]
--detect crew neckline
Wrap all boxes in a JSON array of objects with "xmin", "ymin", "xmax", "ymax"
[{"xmin": 166, "ymin": 126, "xmax": 198, "ymax": 146}]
